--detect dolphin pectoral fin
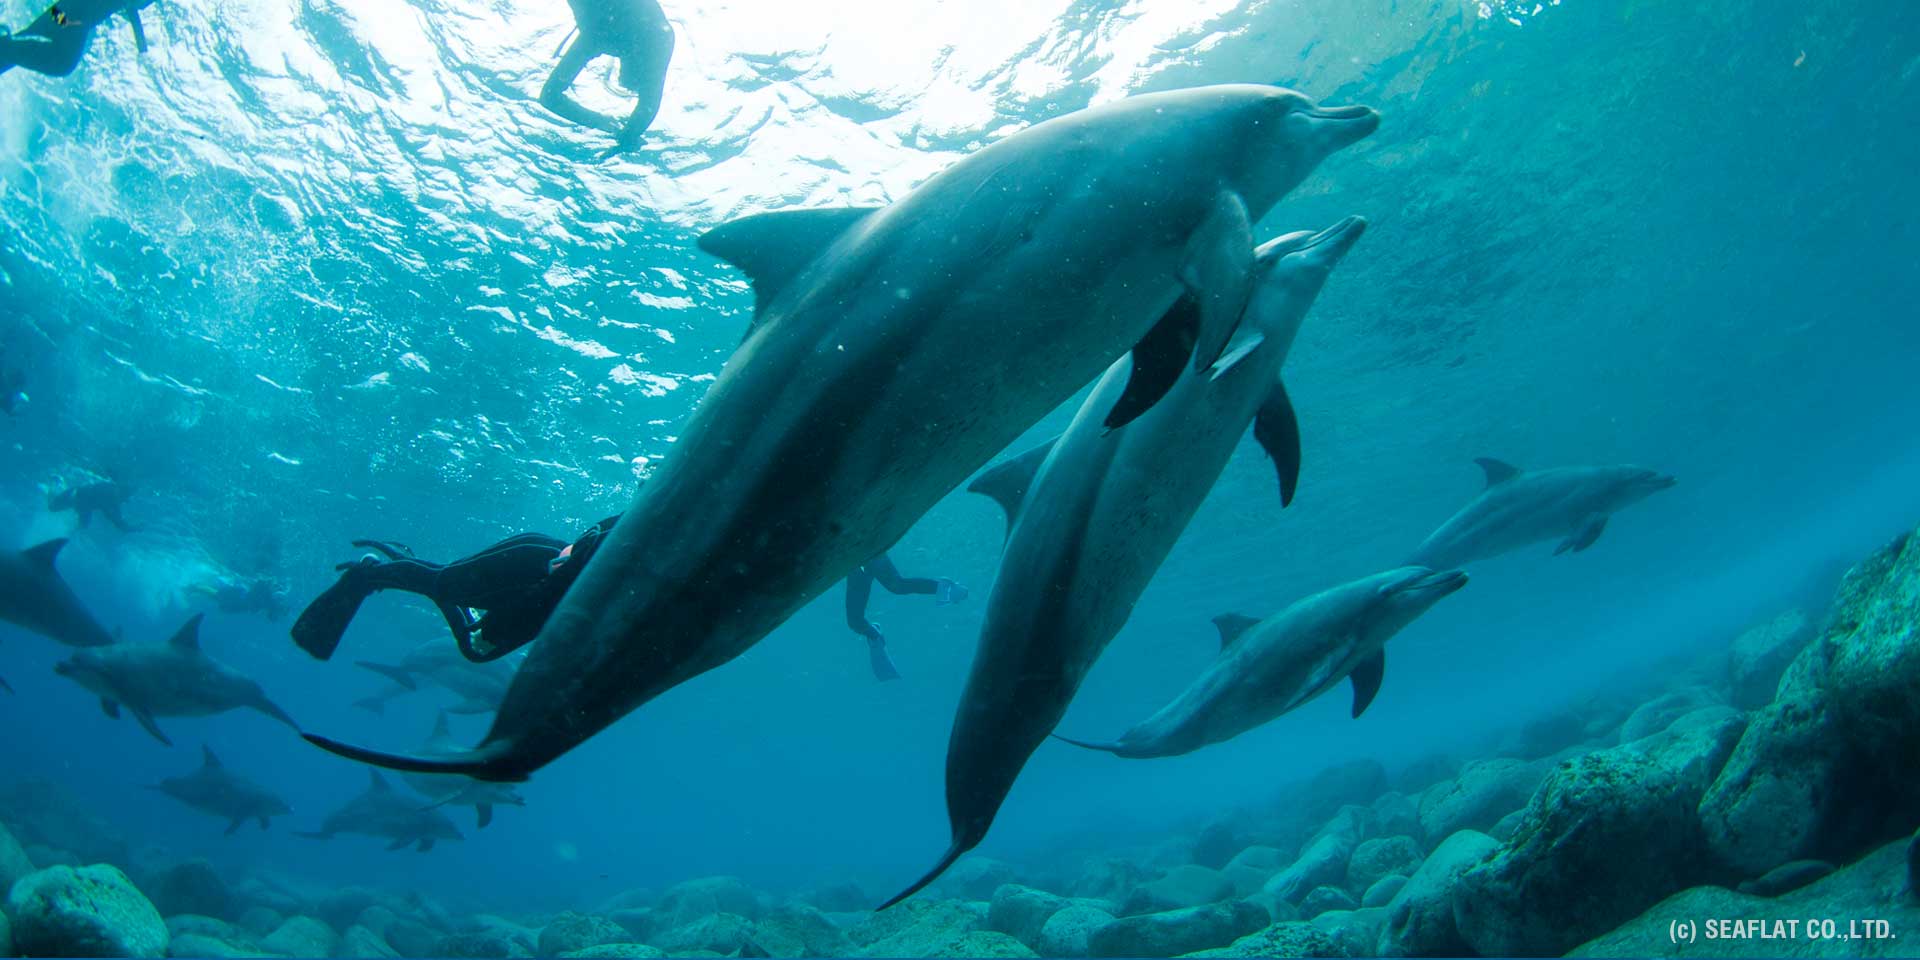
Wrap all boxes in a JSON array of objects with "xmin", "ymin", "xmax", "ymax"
[
  {"xmin": 1350, "ymin": 650, "xmax": 1385, "ymax": 719},
  {"xmin": 1253, "ymin": 378, "xmax": 1303, "ymax": 507},
  {"xmin": 418, "ymin": 837, "xmax": 436, "ymax": 853},
  {"xmin": 1212, "ymin": 613, "xmax": 1260, "ymax": 651},
  {"xmin": 475, "ymin": 803, "xmax": 494, "ymax": 829},
  {"xmin": 966, "ymin": 435, "xmax": 1060, "ymax": 533},
  {"xmin": 385, "ymin": 837, "xmax": 410, "ymax": 851},
  {"xmin": 224, "ymin": 818, "xmax": 244, "ymax": 836},
  {"xmin": 356, "ymin": 660, "xmax": 420, "ymax": 691},
  {"xmin": 1179, "ymin": 190, "xmax": 1255, "ymax": 371},
  {"xmin": 1049, "ymin": 732, "xmax": 1125, "ymax": 754},
  {"xmin": 1555, "ymin": 515, "xmax": 1608, "ymax": 554},
  {"xmin": 879, "ymin": 840, "xmax": 971, "ymax": 911},
  {"xmin": 100, "ymin": 697, "xmax": 121, "ymax": 718},
  {"xmin": 131, "ymin": 706, "xmax": 173, "ymax": 746},
  {"xmin": 1475, "ymin": 457, "xmax": 1522, "ymax": 488},
  {"xmin": 302, "ymin": 732, "xmax": 530, "ymax": 783},
  {"xmin": 1104, "ymin": 295, "xmax": 1200, "ymax": 430},
  {"xmin": 696, "ymin": 207, "xmax": 882, "ymax": 326}
]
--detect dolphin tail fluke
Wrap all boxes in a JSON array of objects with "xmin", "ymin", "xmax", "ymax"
[
  {"xmin": 302, "ymin": 732, "xmax": 530, "ymax": 783},
  {"xmin": 255, "ymin": 698, "xmax": 302, "ymax": 732},
  {"xmin": 879, "ymin": 840, "xmax": 971, "ymax": 911},
  {"xmin": 1049, "ymin": 732, "xmax": 1125, "ymax": 754}
]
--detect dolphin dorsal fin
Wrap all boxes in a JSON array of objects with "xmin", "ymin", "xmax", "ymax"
[
  {"xmin": 168, "ymin": 615, "xmax": 206, "ymax": 652},
  {"xmin": 202, "ymin": 745, "xmax": 222, "ymax": 768},
  {"xmin": 368, "ymin": 769, "xmax": 390, "ymax": 791},
  {"xmin": 1213, "ymin": 613, "xmax": 1261, "ymax": 650},
  {"xmin": 697, "ymin": 207, "xmax": 882, "ymax": 328},
  {"xmin": 1475, "ymin": 458, "xmax": 1521, "ymax": 488},
  {"xmin": 966, "ymin": 436, "xmax": 1060, "ymax": 537},
  {"xmin": 23, "ymin": 538, "xmax": 67, "ymax": 568},
  {"xmin": 430, "ymin": 711, "xmax": 451, "ymax": 741}
]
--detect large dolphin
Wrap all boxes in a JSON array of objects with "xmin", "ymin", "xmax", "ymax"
[
  {"xmin": 352, "ymin": 644, "xmax": 515, "ymax": 716},
  {"xmin": 1056, "ymin": 566, "xmax": 1467, "ymax": 759},
  {"xmin": 403, "ymin": 713, "xmax": 526, "ymax": 829},
  {"xmin": 151, "ymin": 745, "xmax": 294, "ymax": 834},
  {"xmin": 0, "ymin": 538, "xmax": 116, "ymax": 649},
  {"xmin": 53, "ymin": 614, "xmax": 301, "ymax": 746},
  {"xmin": 1405, "ymin": 459, "xmax": 1676, "ymax": 570},
  {"xmin": 882, "ymin": 215, "xmax": 1367, "ymax": 906},
  {"xmin": 303, "ymin": 83, "xmax": 1380, "ymax": 781},
  {"xmin": 297, "ymin": 769, "xmax": 463, "ymax": 852}
]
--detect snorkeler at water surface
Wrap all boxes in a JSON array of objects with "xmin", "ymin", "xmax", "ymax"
[
  {"xmin": 542, "ymin": 0, "xmax": 675, "ymax": 153},
  {"xmin": 0, "ymin": 0, "xmax": 155, "ymax": 78}
]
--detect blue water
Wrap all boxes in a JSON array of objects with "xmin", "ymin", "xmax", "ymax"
[{"xmin": 2, "ymin": 0, "xmax": 1917, "ymax": 918}]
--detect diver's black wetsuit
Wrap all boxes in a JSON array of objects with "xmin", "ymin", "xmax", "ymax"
[
  {"xmin": 292, "ymin": 517, "xmax": 617, "ymax": 663},
  {"xmin": 48, "ymin": 481, "xmax": 135, "ymax": 531},
  {"xmin": 844, "ymin": 553, "xmax": 963, "ymax": 682}
]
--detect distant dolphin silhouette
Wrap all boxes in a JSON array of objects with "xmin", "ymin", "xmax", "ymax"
[
  {"xmin": 54, "ymin": 615, "xmax": 301, "ymax": 746},
  {"xmin": 296, "ymin": 769, "xmax": 463, "ymax": 853},
  {"xmin": 1407, "ymin": 459, "xmax": 1676, "ymax": 570},
  {"xmin": 302, "ymin": 83, "xmax": 1380, "ymax": 784},
  {"xmin": 151, "ymin": 745, "xmax": 293, "ymax": 834}
]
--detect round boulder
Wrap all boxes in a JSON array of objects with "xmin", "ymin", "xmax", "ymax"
[{"xmin": 6, "ymin": 863, "xmax": 169, "ymax": 958}]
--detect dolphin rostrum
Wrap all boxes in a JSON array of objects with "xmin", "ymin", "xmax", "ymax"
[
  {"xmin": 1406, "ymin": 459, "xmax": 1676, "ymax": 570},
  {"xmin": 297, "ymin": 769, "xmax": 463, "ymax": 853},
  {"xmin": 882, "ymin": 215, "xmax": 1368, "ymax": 907},
  {"xmin": 151, "ymin": 745, "xmax": 294, "ymax": 834},
  {"xmin": 302, "ymin": 84, "xmax": 1380, "ymax": 781},
  {"xmin": 1056, "ymin": 566, "xmax": 1467, "ymax": 759},
  {"xmin": 0, "ymin": 538, "xmax": 116, "ymax": 651},
  {"xmin": 53, "ymin": 614, "xmax": 301, "ymax": 746}
]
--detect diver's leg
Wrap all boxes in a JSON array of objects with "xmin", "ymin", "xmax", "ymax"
[
  {"xmin": 612, "ymin": 23, "xmax": 674, "ymax": 147},
  {"xmin": 844, "ymin": 569, "xmax": 900, "ymax": 681},
  {"xmin": 540, "ymin": 36, "xmax": 621, "ymax": 132},
  {"xmin": 433, "ymin": 534, "xmax": 566, "ymax": 608},
  {"xmin": 866, "ymin": 553, "xmax": 938, "ymax": 596},
  {"xmin": 102, "ymin": 505, "xmax": 135, "ymax": 532},
  {"xmin": 0, "ymin": 30, "xmax": 88, "ymax": 77}
]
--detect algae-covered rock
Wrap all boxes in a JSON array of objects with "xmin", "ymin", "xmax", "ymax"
[
  {"xmin": 1701, "ymin": 530, "xmax": 1920, "ymax": 875},
  {"xmin": 1070, "ymin": 858, "xmax": 1149, "ymax": 904},
  {"xmin": 2, "ymin": 911, "xmax": 13, "ymax": 958},
  {"xmin": 341, "ymin": 923, "xmax": 400, "ymax": 958},
  {"xmin": 986, "ymin": 884, "xmax": 1072, "ymax": 946},
  {"xmin": 926, "ymin": 930, "xmax": 1038, "ymax": 957},
  {"xmin": 538, "ymin": 912, "xmax": 629, "ymax": 956},
  {"xmin": 1308, "ymin": 907, "xmax": 1383, "ymax": 957},
  {"xmin": 1735, "ymin": 859, "xmax": 1835, "ymax": 897},
  {"xmin": 849, "ymin": 899, "xmax": 983, "ymax": 956},
  {"xmin": 1263, "ymin": 807, "xmax": 1370, "ymax": 904},
  {"xmin": 435, "ymin": 930, "xmax": 534, "ymax": 958},
  {"xmin": 1727, "ymin": 610, "xmax": 1813, "ymax": 709},
  {"xmin": 1367, "ymin": 793, "xmax": 1420, "ymax": 843},
  {"xmin": 558, "ymin": 945, "xmax": 664, "ymax": 959},
  {"xmin": 1453, "ymin": 707, "xmax": 1747, "ymax": 957},
  {"xmin": 146, "ymin": 860, "xmax": 232, "ymax": 921},
  {"xmin": 260, "ymin": 915, "xmax": 338, "ymax": 957},
  {"xmin": 1085, "ymin": 900, "xmax": 1266, "ymax": 958},
  {"xmin": 1344, "ymin": 836, "xmax": 1421, "ymax": 894},
  {"xmin": 1359, "ymin": 875, "xmax": 1404, "ymax": 909},
  {"xmin": 1036, "ymin": 903, "xmax": 1113, "ymax": 958},
  {"xmin": 1123, "ymin": 864, "xmax": 1233, "ymax": 915},
  {"xmin": 1373, "ymin": 829, "xmax": 1495, "ymax": 958},
  {"xmin": 1571, "ymin": 835, "xmax": 1920, "ymax": 956},
  {"xmin": 1178, "ymin": 920, "xmax": 1346, "ymax": 957},
  {"xmin": 652, "ymin": 912, "xmax": 754, "ymax": 955},
  {"xmin": 1618, "ymin": 685, "xmax": 1723, "ymax": 742},
  {"xmin": 941, "ymin": 857, "xmax": 1017, "ymax": 902},
  {"xmin": 651, "ymin": 876, "xmax": 767, "ymax": 930},
  {"xmin": 749, "ymin": 903, "xmax": 852, "ymax": 957},
  {"xmin": 1297, "ymin": 886, "xmax": 1355, "ymax": 919},
  {"xmin": 7, "ymin": 863, "xmax": 169, "ymax": 958},
  {"xmin": 0, "ymin": 820, "xmax": 34, "ymax": 897},
  {"xmin": 1415, "ymin": 757, "xmax": 1543, "ymax": 843}
]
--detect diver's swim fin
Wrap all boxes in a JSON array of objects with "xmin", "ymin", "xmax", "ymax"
[
  {"xmin": 867, "ymin": 637, "xmax": 902, "ymax": 682},
  {"xmin": 292, "ymin": 566, "xmax": 376, "ymax": 660}
]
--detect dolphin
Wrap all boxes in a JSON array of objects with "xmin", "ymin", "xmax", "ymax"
[
  {"xmin": 296, "ymin": 769, "xmax": 464, "ymax": 852},
  {"xmin": 302, "ymin": 83, "xmax": 1380, "ymax": 782},
  {"xmin": 0, "ymin": 539, "xmax": 116, "ymax": 650},
  {"xmin": 353, "ymin": 644, "xmax": 514, "ymax": 715},
  {"xmin": 52, "ymin": 614, "xmax": 301, "ymax": 746},
  {"xmin": 151, "ymin": 745, "xmax": 294, "ymax": 834},
  {"xmin": 1405, "ymin": 459, "xmax": 1676, "ymax": 570},
  {"xmin": 881, "ymin": 216, "xmax": 1367, "ymax": 906},
  {"xmin": 402, "ymin": 713, "xmax": 526, "ymax": 829},
  {"xmin": 1055, "ymin": 566, "xmax": 1468, "ymax": 759}
]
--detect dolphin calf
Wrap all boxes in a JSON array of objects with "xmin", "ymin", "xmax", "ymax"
[
  {"xmin": 303, "ymin": 84, "xmax": 1380, "ymax": 781},
  {"xmin": 1405, "ymin": 458, "xmax": 1676, "ymax": 570},
  {"xmin": 403, "ymin": 713, "xmax": 526, "ymax": 829},
  {"xmin": 0, "ymin": 539, "xmax": 116, "ymax": 649},
  {"xmin": 53, "ymin": 614, "xmax": 301, "ymax": 746},
  {"xmin": 1056, "ymin": 567, "xmax": 1467, "ymax": 759},
  {"xmin": 883, "ymin": 216, "xmax": 1367, "ymax": 907},
  {"xmin": 151, "ymin": 745, "xmax": 293, "ymax": 834},
  {"xmin": 297, "ymin": 769, "xmax": 463, "ymax": 852}
]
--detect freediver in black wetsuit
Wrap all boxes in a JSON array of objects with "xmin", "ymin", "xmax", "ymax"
[
  {"xmin": 0, "ymin": 0, "xmax": 156, "ymax": 78},
  {"xmin": 294, "ymin": 514, "xmax": 968, "ymax": 681},
  {"xmin": 844, "ymin": 553, "xmax": 965, "ymax": 682},
  {"xmin": 47, "ymin": 479, "xmax": 137, "ymax": 531},
  {"xmin": 292, "ymin": 517, "xmax": 619, "ymax": 663}
]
